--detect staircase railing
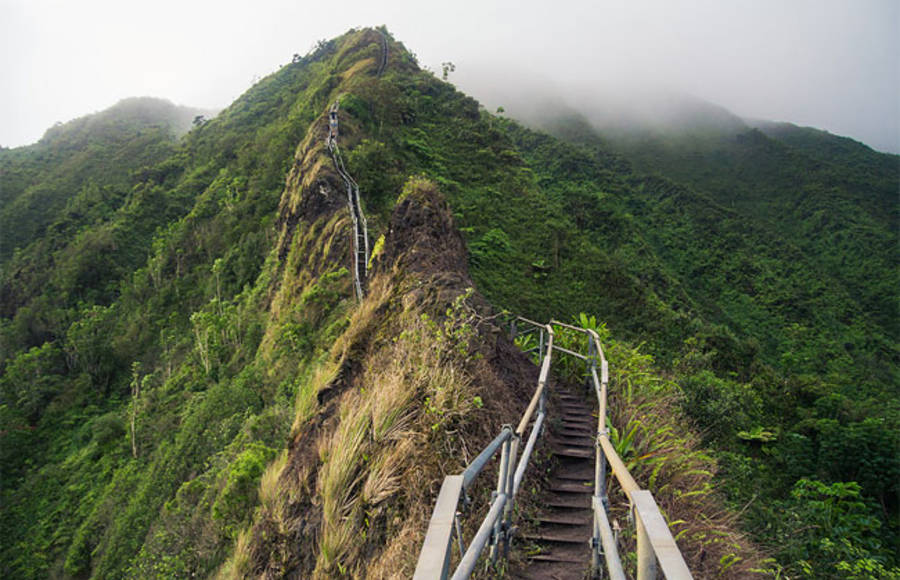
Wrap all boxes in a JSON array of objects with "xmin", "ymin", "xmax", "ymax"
[
  {"xmin": 326, "ymin": 100, "xmax": 369, "ymax": 300},
  {"xmin": 545, "ymin": 319, "xmax": 691, "ymax": 580},
  {"xmin": 414, "ymin": 317, "xmax": 693, "ymax": 579},
  {"xmin": 414, "ymin": 323, "xmax": 554, "ymax": 579}
]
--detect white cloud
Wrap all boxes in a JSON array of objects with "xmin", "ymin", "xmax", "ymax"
[{"xmin": 1, "ymin": 0, "xmax": 896, "ymax": 152}]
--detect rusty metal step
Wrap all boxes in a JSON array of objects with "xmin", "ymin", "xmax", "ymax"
[
  {"xmin": 519, "ymin": 561, "xmax": 588, "ymax": 580},
  {"xmin": 545, "ymin": 493, "xmax": 591, "ymax": 509},
  {"xmin": 522, "ymin": 524, "xmax": 590, "ymax": 544},
  {"xmin": 560, "ymin": 421, "xmax": 592, "ymax": 431},
  {"xmin": 556, "ymin": 468, "xmax": 594, "ymax": 482},
  {"xmin": 560, "ymin": 414, "xmax": 593, "ymax": 422},
  {"xmin": 557, "ymin": 395, "xmax": 587, "ymax": 404},
  {"xmin": 557, "ymin": 403, "xmax": 593, "ymax": 417},
  {"xmin": 529, "ymin": 548, "xmax": 585, "ymax": 564},
  {"xmin": 555, "ymin": 430, "xmax": 593, "ymax": 441},
  {"xmin": 551, "ymin": 445, "xmax": 593, "ymax": 459},
  {"xmin": 549, "ymin": 434, "xmax": 593, "ymax": 447},
  {"xmin": 536, "ymin": 512, "xmax": 592, "ymax": 526},
  {"xmin": 550, "ymin": 481, "xmax": 594, "ymax": 494}
]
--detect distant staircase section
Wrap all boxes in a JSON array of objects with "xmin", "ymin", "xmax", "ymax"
[
  {"xmin": 326, "ymin": 100, "xmax": 369, "ymax": 300},
  {"xmin": 414, "ymin": 318, "xmax": 693, "ymax": 580},
  {"xmin": 376, "ymin": 30, "xmax": 389, "ymax": 76}
]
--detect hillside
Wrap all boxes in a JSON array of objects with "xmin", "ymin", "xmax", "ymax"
[
  {"xmin": 1, "ymin": 27, "xmax": 897, "ymax": 578},
  {"xmin": 532, "ymin": 100, "xmax": 899, "ymax": 573},
  {"xmin": 0, "ymin": 98, "xmax": 211, "ymax": 264}
]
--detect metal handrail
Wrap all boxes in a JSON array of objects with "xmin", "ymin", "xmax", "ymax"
[
  {"xmin": 326, "ymin": 100, "xmax": 369, "ymax": 300},
  {"xmin": 415, "ymin": 317, "xmax": 692, "ymax": 579},
  {"xmin": 414, "ymin": 325, "xmax": 553, "ymax": 579}
]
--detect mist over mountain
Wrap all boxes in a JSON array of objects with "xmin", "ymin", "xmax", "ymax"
[{"xmin": 1, "ymin": 27, "xmax": 897, "ymax": 579}]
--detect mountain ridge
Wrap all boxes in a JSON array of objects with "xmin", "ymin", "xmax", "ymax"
[{"xmin": 0, "ymin": 26, "xmax": 896, "ymax": 579}]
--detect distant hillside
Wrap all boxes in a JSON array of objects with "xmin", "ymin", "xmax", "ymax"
[
  {"xmin": 545, "ymin": 101, "xmax": 898, "ymax": 344},
  {"xmin": 0, "ymin": 97, "xmax": 213, "ymax": 265}
]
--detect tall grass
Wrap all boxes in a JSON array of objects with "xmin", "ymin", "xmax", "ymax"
[{"xmin": 312, "ymin": 294, "xmax": 480, "ymax": 577}]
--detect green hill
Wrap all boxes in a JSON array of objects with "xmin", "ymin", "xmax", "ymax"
[{"xmin": 0, "ymin": 28, "xmax": 896, "ymax": 578}]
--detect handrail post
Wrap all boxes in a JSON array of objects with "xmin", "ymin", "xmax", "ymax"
[
  {"xmin": 586, "ymin": 338, "xmax": 596, "ymax": 396},
  {"xmin": 502, "ymin": 433, "xmax": 520, "ymax": 552},
  {"xmin": 597, "ymin": 374, "xmax": 609, "ymax": 509},
  {"xmin": 490, "ymin": 435, "xmax": 511, "ymax": 562},
  {"xmin": 538, "ymin": 328, "xmax": 545, "ymax": 361},
  {"xmin": 503, "ymin": 433, "xmax": 518, "ymax": 558},
  {"xmin": 636, "ymin": 506, "xmax": 658, "ymax": 580}
]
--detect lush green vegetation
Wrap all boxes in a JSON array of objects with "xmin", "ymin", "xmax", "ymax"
[
  {"xmin": 535, "ymin": 112, "xmax": 900, "ymax": 577},
  {"xmin": 0, "ymin": 26, "xmax": 896, "ymax": 578}
]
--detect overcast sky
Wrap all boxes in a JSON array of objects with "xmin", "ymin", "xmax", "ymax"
[{"xmin": 2, "ymin": 0, "xmax": 898, "ymax": 152}]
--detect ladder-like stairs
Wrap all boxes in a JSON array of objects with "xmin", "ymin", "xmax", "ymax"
[{"xmin": 519, "ymin": 386, "xmax": 595, "ymax": 579}]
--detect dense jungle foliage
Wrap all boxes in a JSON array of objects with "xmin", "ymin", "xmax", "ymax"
[{"xmin": 0, "ymin": 27, "xmax": 897, "ymax": 578}]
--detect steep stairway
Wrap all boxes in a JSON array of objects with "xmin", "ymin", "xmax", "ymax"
[
  {"xmin": 519, "ymin": 384, "xmax": 595, "ymax": 579},
  {"xmin": 327, "ymin": 100, "xmax": 369, "ymax": 300}
]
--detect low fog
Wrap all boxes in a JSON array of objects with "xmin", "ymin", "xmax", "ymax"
[{"xmin": 2, "ymin": 0, "xmax": 897, "ymax": 152}]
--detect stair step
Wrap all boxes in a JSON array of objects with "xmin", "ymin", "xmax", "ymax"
[
  {"xmin": 537, "ymin": 513, "xmax": 592, "ymax": 526},
  {"xmin": 557, "ymin": 392, "xmax": 588, "ymax": 399},
  {"xmin": 555, "ymin": 431, "xmax": 593, "ymax": 442},
  {"xmin": 560, "ymin": 415, "xmax": 593, "ymax": 423},
  {"xmin": 558, "ymin": 405, "xmax": 592, "ymax": 415},
  {"xmin": 559, "ymin": 419, "xmax": 592, "ymax": 428},
  {"xmin": 550, "ymin": 432, "xmax": 592, "ymax": 444},
  {"xmin": 519, "ymin": 561, "xmax": 589, "ymax": 580},
  {"xmin": 557, "ymin": 397, "xmax": 590, "ymax": 405},
  {"xmin": 550, "ymin": 481, "xmax": 594, "ymax": 494},
  {"xmin": 559, "ymin": 421, "xmax": 592, "ymax": 431},
  {"xmin": 551, "ymin": 446, "xmax": 593, "ymax": 459},
  {"xmin": 529, "ymin": 550, "xmax": 586, "ymax": 564},
  {"xmin": 549, "ymin": 439, "xmax": 593, "ymax": 452},
  {"xmin": 522, "ymin": 526, "xmax": 590, "ymax": 544},
  {"xmin": 545, "ymin": 493, "xmax": 591, "ymax": 509},
  {"xmin": 556, "ymin": 468, "xmax": 595, "ymax": 482}
]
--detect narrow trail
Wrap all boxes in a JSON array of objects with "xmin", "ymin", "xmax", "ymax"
[
  {"xmin": 415, "ymin": 318, "xmax": 693, "ymax": 579},
  {"xmin": 518, "ymin": 383, "xmax": 595, "ymax": 580}
]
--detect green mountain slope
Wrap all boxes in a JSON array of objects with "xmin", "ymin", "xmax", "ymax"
[
  {"xmin": 0, "ymin": 27, "xmax": 896, "ymax": 579},
  {"xmin": 550, "ymin": 106, "xmax": 898, "ymax": 342},
  {"xmin": 534, "ymin": 103, "xmax": 899, "ymax": 572},
  {"xmin": 0, "ymin": 98, "xmax": 210, "ymax": 264}
]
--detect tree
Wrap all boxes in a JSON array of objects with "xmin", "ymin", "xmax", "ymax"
[{"xmin": 441, "ymin": 61, "xmax": 456, "ymax": 81}]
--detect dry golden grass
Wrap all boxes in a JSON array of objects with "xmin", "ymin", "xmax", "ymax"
[
  {"xmin": 309, "ymin": 292, "xmax": 482, "ymax": 576},
  {"xmin": 258, "ymin": 450, "xmax": 289, "ymax": 510},
  {"xmin": 292, "ymin": 361, "xmax": 340, "ymax": 435},
  {"xmin": 214, "ymin": 527, "xmax": 253, "ymax": 580}
]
